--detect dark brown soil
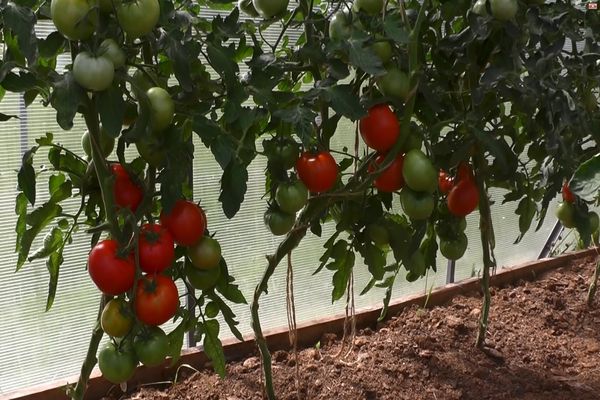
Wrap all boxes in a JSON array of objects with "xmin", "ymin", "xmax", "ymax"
[{"xmin": 122, "ymin": 256, "xmax": 600, "ymax": 400}]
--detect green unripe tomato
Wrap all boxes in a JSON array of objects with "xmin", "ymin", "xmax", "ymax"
[
  {"xmin": 329, "ymin": 12, "xmax": 352, "ymax": 41},
  {"xmin": 354, "ymin": 0, "xmax": 384, "ymax": 15},
  {"xmin": 472, "ymin": 0, "xmax": 488, "ymax": 15},
  {"xmin": 51, "ymin": 0, "xmax": 97, "ymax": 40},
  {"xmin": 440, "ymin": 233, "xmax": 468, "ymax": 260},
  {"xmin": 264, "ymin": 208, "xmax": 295, "ymax": 236},
  {"xmin": 238, "ymin": 0, "xmax": 260, "ymax": 17},
  {"xmin": 98, "ymin": 342, "xmax": 137, "ymax": 384},
  {"xmin": 377, "ymin": 68, "xmax": 410, "ymax": 102},
  {"xmin": 81, "ymin": 127, "xmax": 115, "ymax": 159},
  {"xmin": 252, "ymin": 0, "xmax": 289, "ymax": 18},
  {"xmin": 185, "ymin": 262, "xmax": 221, "ymax": 290},
  {"xmin": 402, "ymin": 149, "xmax": 438, "ymax": 193},
  {"xmin": 116, "ymin": 0, "xmax": 160, "ymax": 39},
  {"xmin": 366, "ymin": 224, "xmax": 389, "ymax": 247},
  {"xmin": 555, "ymin": 201, "xmax": 575, "ymax": 228},
  {"xmin": 73, "ymin": 52, "xmax": 115, "ymax": 92},
  {"xmin": 133, "ymin": 327, "xmax": 169, "ymax": 367},
  {"xmin": 372, "ymin": 40, "xmax": 393, "ymax": 64},
  {"xmin": 400, "ymin": 188, "xmax": 434, "ymax": 220},
  {"xmin": 275, "ymin": 180, "xmax": 309, "ymax": 214},
  {"xmin": 490, "ymin": 0, "xmax": 518, "ymax": 21},
  {"xmin": 99, "ymin": 39, "xmax": 126, "ymax": 69},
  {"xmin": 146, "ymin": 87, "xmax": 175, "ymax": 133}
]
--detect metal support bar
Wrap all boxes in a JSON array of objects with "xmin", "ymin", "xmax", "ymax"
[
  {"xmin": 446, "ymin": 259, "xmax": 456, "ymax": 284},
  {"xmin": 186, "ymin": 137, "xmax": 197, "ymax": 348},
  {"xmin": 538, "ymin": 220, "xmax": 564, "ymax": 259}
]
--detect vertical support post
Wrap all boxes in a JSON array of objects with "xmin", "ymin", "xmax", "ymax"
[
  {"xmin": 537, "ymin": 220, "xmax": 563, "ymax": 259},
  {"xmin": 186, "ymin": 136, "xmax": 197, "ymax": 348},
  {"xmin": 446, "ymin": 259, "xmax": 456, "ymax": 284}
]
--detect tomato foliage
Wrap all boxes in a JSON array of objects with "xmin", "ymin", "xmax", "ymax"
[{"xmin": 4, "ymin": 0, "xmax": 600, "ymax": 398}]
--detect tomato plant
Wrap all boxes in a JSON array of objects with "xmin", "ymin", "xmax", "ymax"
[
  {"xmin": 359, "ymin": 104, "xmax": 400, "ymax": 153},
  {"xmin": 160, "ymin": 200, "xmax": 207, "ymax": 246},
  {"xmin": 440, "ymin": 233, "xmax": 468, "ymax": 261},
  {"xmin": 134, "ymin": 275, "xmax": 179, "ymax": 326},
  {"xmin": 88, "ymin": 240, "xmax": 135, "ymax": 295},
  {"xmin": 134, "ymin": 327, "xmax": 170, "ymax": 367},
  {"xmin": 296, "ymin": 151, "xmax": 338, "ymax": 193},
  {"xmin": 138, "ymin": 223, "xmax": 175, "ymax": 273},
  {"xmin": 7, "ymin": 0, "xmax": 600, "ymax": 398}
]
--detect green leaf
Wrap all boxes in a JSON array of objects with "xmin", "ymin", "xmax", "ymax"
[
  {"xmin": 0, "ymin": 112, "xmax": 18, "ymax": 121},
  {"xmin": 38, "ymin": 32, "xmax": 66, "ymax": 59},
  {"xmin": 29, "ymin": 227, "xmax": 63, "ymax": 262},
  {"xmin": 97, "ymin": 86, "xmax": 125, "ymax": 138},
  {"xmin": 15, "ymin": 192, "xmax": 27, "ymax": 253},
  {"xmin": 17, "ymin": 202, "xmax": 62, "ymax": 271},
  {"xmin": 47, "ymin": 146, "xmax": 87, "ymax": 184},
  {"xmin": 325, "ymin": 84, "xmax": 366, "ymax": 120},
  {"xmin": 45, "ymin": 250, "xmax": 64, "ymax": 311},
  {"xmin": 50, "ymin": 73, "xmax": 85, "ymax": 130},
  {"xmin": 273, "ymin": 104, "xmax": 317, "ymax": 147},
  {"xmin": 328, "ymin": 241, "xmax": 355, "ymax": 302},
  {"xmin": 359, "ymin": 242, "xmax": 385, "ymax": 281},
  {"xmin": 18, "ymin": 146, "xmax": 38, "ymax": 205},
  {"xmin": 49, "ymin": 174, "xmax": 73, "ymax": 203},
  {"xmin": 208, "ymin": 292, "xmax": 244, "ymax": 341},
  {"xmin": 347, "ymin": 33, "xmax": 385, "ymax": 76},
  {"xmin": 202, "ymin": 319, "xmax": 226, "ymax": 377},
  {"xmin": 167, "ymin": 322, "xmax": 186, "ymax": 366},
  {"xmin": 571, "ymin": 154, "xmax": 600, "ymax": 202},
  {"xmin": 384, "ymin": 14, "xmax": 410, "ymax": 44},
  {"xmin": 515, "ymin": 197, "xmax": 536, "ymax": 243},
  {"xmin": 1, "ymin": 71, "xmax": 38, "ymax": 92},
  {"xmin": 2, "ymin": 3, "xmax": 38, "ymax": 64},
  {"xmin": 206, "ymin": 42, "xmax": 238, "ymax": 82},
  {"xmin": 219, "ymin": 159, "xmax": 248, "ymax": 219},
  {"xmin": 378, "ymin": 273, "xmax": 397, "ymax": 322}
]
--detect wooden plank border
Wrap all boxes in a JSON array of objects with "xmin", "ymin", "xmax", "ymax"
[{"xmin": 5, "ymin": 248, "xmax": 598, "ymax": 400}]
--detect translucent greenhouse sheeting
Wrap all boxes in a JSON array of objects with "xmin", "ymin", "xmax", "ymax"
[{"xmin": 0, "ymin": 14, "xmax": 578, "ymax": 399}]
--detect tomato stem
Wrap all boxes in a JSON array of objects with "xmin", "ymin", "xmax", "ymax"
[
  {"xmin": 472, "ymin": 152, "xmax": 496, "ymax": 348},
  {"xmin": 69, "ymin": 295, "xmax": 110, "ymax": 400}
]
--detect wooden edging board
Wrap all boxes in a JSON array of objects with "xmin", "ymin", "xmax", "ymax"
[{"xmin": 5, "ymin": 247, "xmax": 599, "ymax": 400}]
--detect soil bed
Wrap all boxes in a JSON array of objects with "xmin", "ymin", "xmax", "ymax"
[{"xmin": 120, "ymin": 255, "xmax": 600, "ymax": 400}]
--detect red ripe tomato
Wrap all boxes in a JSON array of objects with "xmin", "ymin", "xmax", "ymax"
[
  {"xmin": 456, "ymin": 162, "xmax": 473, "ymax": 183},
  {"xmin": 134, "ymin": 275, "xmax": 179, "ymax": 326},
  {"xmin": 359, "ymin": 104, "xmax": 400, "ymax": 152},
  {"xmin": 160, "ymin": 200, "xmax": 206, "ymax": 246},
  {"xmin": 447, "ymin": 179, "xmax": 479, "ymax": 217},
  {"xmin": 88, "ymin": 239, "xmax": 135, "ymax": 295},
  {"xmin": 111, "ymin": 164, "xmax": 143, "ymax": 212},
  {"xmin": 562, "ymin": 181, "xmax": 575, "ymax": 203},
  {"xmin": 296, "ymin": 151, "xmax": 338, "ymax": 193},
  {"xmin": 368, "ymin": 153, "xmax": 405, "ymax": 192},
  {"xmin": 138, "ymin": 223, "xmax": 175, "ymax": 273},
  {"xmin": 438, "ymin": 170, "xmax": 454, "ymax": 194}
]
